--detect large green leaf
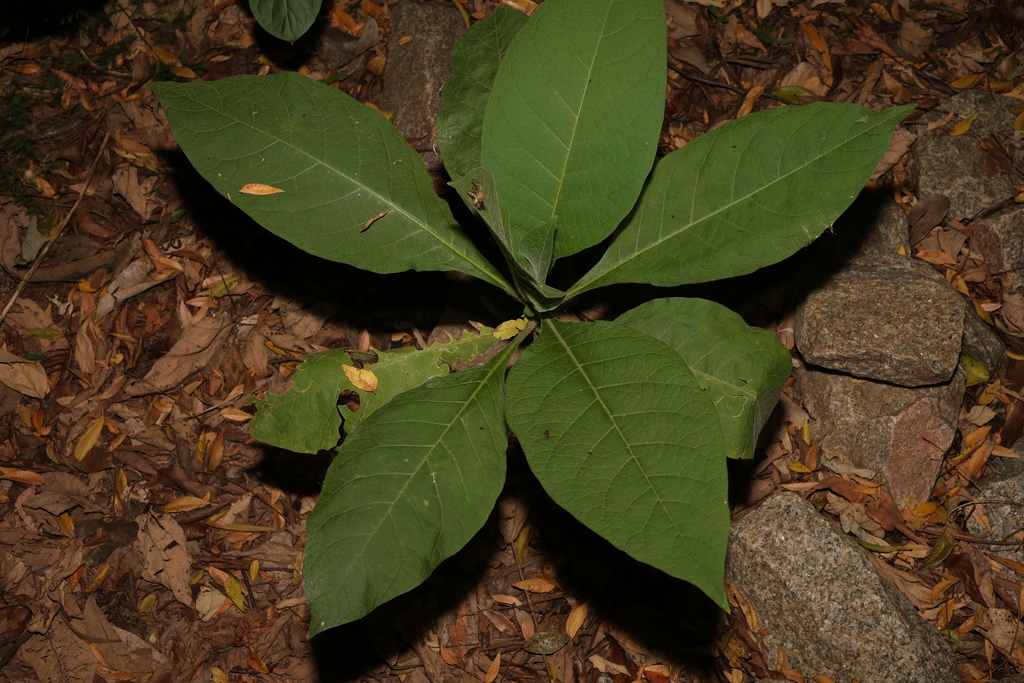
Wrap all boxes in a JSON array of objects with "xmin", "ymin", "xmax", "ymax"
[
  {"xmin": 437, "ymin": 5, "xmax": 529, "ymax": 183},
  {"xmin": 249, "ymin": 0, "xmax": 320, "ymax": 43},
  {"xmin": 149, "ymin": 74, "xmax": 510, "ymax": 291},
  {"xmin": 480, "ymin": 0, "xmax": 666, "ymax": 262},
  {"xmin": 615, "ymin": 298, "xmax": 791, "ymax": 460},
  {"xmin": 504, "ymin": 320, "xmax": 728, "ymax": 606},
  {"xmin": 569, "ymin": 103, "xmax": 914, "ymax": 296},
  {"xmin": 250, "ymin": 324, "xmax": 506, "ymax": 454},
  {"xmin": 304, "ymin": 341, "xmax": 516, "ymax": 634}
]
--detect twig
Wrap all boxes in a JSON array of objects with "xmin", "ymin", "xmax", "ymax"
[
  {"xmin": 667, "ymin": 62, "xmax": 792, "ymax": 105},
  {"xmin": 0, "ymin": 130, "xmax": 111, "ymax": 327}
]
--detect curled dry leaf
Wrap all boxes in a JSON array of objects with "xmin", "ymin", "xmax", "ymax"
[{"xmin": 238, "ymin": 183, "xmax": 284, "ymax": 195}]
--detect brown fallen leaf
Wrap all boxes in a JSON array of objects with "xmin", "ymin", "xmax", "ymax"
[
  {"xmin": 122, "ymin": 313, "xmax": 233, "ymax": 397},
  {"xmin": 0, "ymin": 347, "xmax": 48, "ymax": 399},
  {"xmin": 0, "ymin": 467, "xmax": 46, "ymax": 486},
  {"xmin": 512, "ymin": 578, "xmax": 557, "ymax": 593},
  {"xmin": 164, "ymin": 495, "xmax": 213, "ymax": 513}
]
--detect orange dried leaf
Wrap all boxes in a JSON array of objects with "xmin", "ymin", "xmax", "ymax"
[
  {"xmin": 164, "ymin": 495, "xmax": 213, "ymax": 513},
  {"xmin": 913, "ymin": 501, "xmax": 938, "ymax": 517},
  {"xmin": 59, "ymin": 512, "xmax": 75, "ymax": 537},
  {"xmin": 151, "ymin": 45, "xmax": 182, "ymax": 65},
  {"xmin": 512, "ymin": 578, "xmax": 557, "ymax": 593},
  {"xmin": 482, "ymin": 609, "xmax": 517, "ymax": 633},
  {"xmin": 440, "ymin": 645, "xmax": 460, "ymax": 666},
  {"xmin": 643, "ymin": 666, "xmax": 672, "ymax": 683},
  {"xmin": 86, "ymin": 562, "xmax": 110, "ymax": 592},
  {"xmin": 205, "ymin": 565, "xmax": 231, "ymax": 586},
  {"xmin": 914, "ymin": 248, "xmax": 957, "ymax": 267},
  {"xmin": 949, "ymin": 113, "xmax": 979, "ymax": 136},
  {"xmin": 484, "ymin": 652, "xmax": 501, "ymax": 683},
  {"xmin": 566, "ymin": 601, "xmax": 587, "ymax": 638},
  {"xmin": 490, "ymin": 594, "xmax": 522, "ymax": 606},
  {"xmin": 0, "ymin": 467, "xmax": 46, "ymax": 485},
  {"xmin": 964, "ymin": 424, "xmax": 992, "ymax": 446},
  {"xmin": 951, "ymin": 74, "xmax": 980, "ymax": 89},
  {"xmin": 239, "ymin": 183, "xmax": 285, "ymax": 195},
  {"xmin": 219, "ymin": 408, "xmax": 253, "ymax": 422},
  {"xmin": 800, "ymin": 24, "xmax": 828, "ymax": 56},
  {"xmin": 869, "ymin": 2, "xmax": 893, "ymax": 22},
  {"xmin": 207, "ymin": 430, "xmax": 226, "ymax": 471},
  {"xmin": 992, "ymin": 444, "xmax": 1021, "ymax": 458}
]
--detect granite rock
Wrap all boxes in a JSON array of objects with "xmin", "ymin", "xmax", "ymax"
[
  {"xmin": 796, "ymin": 364, "xmax": 965, "ymax": 505},
  {"xmin": 915, "ymin": 90, "xmax": 1020, "ymax": 221},
  {"xmin": 795, "ymin": 254, "xmax": 964, "ymax": 387},
  {"xmin": 727, "ymin": 493, "xmax": 959, "ymax": 683},
  {"xmin": 380, "ymin": 1, "xmax": 466, "ymax": 172}
]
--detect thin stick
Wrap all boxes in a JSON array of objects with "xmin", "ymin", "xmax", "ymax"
[{"xmin": 0, "ymin": 130, "xmax": 111, "ymax": 326}]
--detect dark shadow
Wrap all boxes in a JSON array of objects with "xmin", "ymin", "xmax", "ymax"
[
  {"xmin": 786, "ymin": 187, "xmax": 895, "ymax": 308},
  {"xmin": 527, "ymin": 480, "xmax": 725, "ymax": 678},
  {"xmin": 1, "ymin": 0, "xmax": 108, "ymax": 43},
  {"xmin": 247, "ymin": 446, "xmax": 334, "ymax": 498},
  {"xmin": 307, "ymin": 468, "xmax": 506, "ymax": 683}
]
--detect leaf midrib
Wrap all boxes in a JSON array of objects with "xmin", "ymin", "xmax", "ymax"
[
  {"xmin": 547, "ymin": 321, "xmax": 688, "ymax": 544},
  {"xmin": 181, "ymin": 81, "xmax": 509, "ymax": 291},
  {"xmin": 567, "ymin": 112, "xmax": 892, "ymax": 296},
  {"xmin": 329, "ymin": 344, "xmax": 509, "ymax": 601},
  {"xmin": 541, "ymin": 2, "xmax": 612, "ymax": 229}
]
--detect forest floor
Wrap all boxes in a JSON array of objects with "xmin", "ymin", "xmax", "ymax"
[{"xmin": 1, "ymin": 0, "xmax": 1024, "ymax": 681}]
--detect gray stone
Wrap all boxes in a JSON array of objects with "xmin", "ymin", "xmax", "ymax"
[
  {"xmin": 795, "ymin": 254, "xmax": 964, "ymax": 387},
  {"xmin": 964, "ymin": 447, "xmax": 1024, "ymax": 575},
  {"xmin": 915, "ymin": 90, "xmax": 1020, "ymax": 221},
  {"xmin": 961, "ymin": 302, "xmax": 1007, "ymax": 377},
  {"xmin": 379, "ymin": 1, "xmax": 466, "ymax": 172},
  {"xmin": 727, "ymin": 493, "xmax": 959, "ymax": 683},
  {"xmin": 796, "ymin": 365, "xmax": 965, "ymax": 505},
  {"xmin": 800, "ymin": 191, "xmax": 908, "ymax": 284},
  {"xmin": 968, "ymin": 205, "xmax": 1024, "ymax": 298}
]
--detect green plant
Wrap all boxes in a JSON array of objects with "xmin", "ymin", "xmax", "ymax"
[{"xmin": 150, "ymin": 0, "xmax": 911, "ymax": 636}]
